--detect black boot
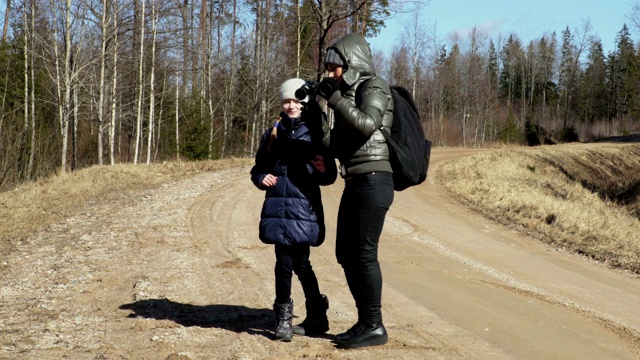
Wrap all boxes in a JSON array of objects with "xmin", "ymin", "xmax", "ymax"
[
  {"xmin": 292, "ymin": 294, "xmax": 329, "ymax": 336},
  {"xmin": 334, "ymin": 321, "xmax": 362, "ymax": 342},
  {"xmin": 335, "ymin": 323, "xmax": 388, "ymax": 349},
  {"xmin": 273, "ymin": 300, "xmax": 294, "ymax": 342}
]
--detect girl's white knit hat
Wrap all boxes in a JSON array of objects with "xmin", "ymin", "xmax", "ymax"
[{"xmin": 279, "ymin": 78, "xmax": 307, "ymax": 103}]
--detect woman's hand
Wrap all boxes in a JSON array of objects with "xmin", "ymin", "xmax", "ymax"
[{"xmin": 310, "ymin": 155, "xmax": 326, "ymax": 173}]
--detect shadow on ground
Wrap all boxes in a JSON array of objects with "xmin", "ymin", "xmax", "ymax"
[{"xmin": 119, "ymin": 298, "xmax": 274, "ymax": 338}]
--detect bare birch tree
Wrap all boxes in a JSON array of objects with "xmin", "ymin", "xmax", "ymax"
[
  {"xmin": 146, "ymin": 0, "xmax": 158, "ymax": 164},
  {"xmin": 109, "ymin": 0, "xmax": 120, "ymax": 165},
  {"xmin": 559, "ymin": 21, "xmax": 592, "ymax": 130},
  {"xmin": 220, "ymin": 0, "xmax": 239, "ymax": 159},
  {"xmin": 35, "ymin": 0, "xmax": 93, "ymax": 172},
  {"xmin": 178, "ymin": 0, "xmax": 191, "ymax": 94},
  {"xmin": 205, "ymin": 1, "xmax": 215, "ymax": 159},
  {"xmin": 23, "ymin": 3, "xmax": 30, "ymax": 177},
  {"xmin": 133, "ymin": 0, "xmax": 145, "ymax": 164},
  {"xmin": 28, "ymin": 0, "xmax": 35, "ymax": 175},
  {"xmin": 97, "ymin": 0, "xmax": 110, "ymax": 165},
  {"xmin": 399, "ymin": 5, "xmax": 431, "ymax": 96},
  {"xmin": 465, "ymin": 26, "xmax": 489, "ymax": 147},
  {"xmin": 50, "ymin": 0, "xmax": 73, "ymax": 172},
  {"xmin": 175, "ymin": 76, "xmax": 179, "ymax": 160}
]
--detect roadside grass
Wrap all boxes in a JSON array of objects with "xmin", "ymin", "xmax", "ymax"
[
  {"xmin": 436, "ymin": 143, "xmax": 640, "ymax": 275},
  {"xmin": 0, "ymin": 158, "xmax": 252, "ymax": 248}
]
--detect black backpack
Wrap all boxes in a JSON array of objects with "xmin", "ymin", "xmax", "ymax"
[
  {"xmin": 358, "ymin": 80, "xmax": 431, "ymax": 191},
  {"xmin": 384, "ymin": 86, "xmax": 432, "ymax": 191}
]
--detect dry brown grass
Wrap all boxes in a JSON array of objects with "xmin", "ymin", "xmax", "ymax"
[
  {"xmin": 436, "ymin": 143, "xmax": 640, "ymax": 274},
  {"xmin": 0, "ymin": 158, "xmax": 253, "ymax": 249}
]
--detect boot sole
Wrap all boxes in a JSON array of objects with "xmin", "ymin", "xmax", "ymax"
[{"xmin": 336, "ymin": 333, "xmax": 388, "ymax": 349}]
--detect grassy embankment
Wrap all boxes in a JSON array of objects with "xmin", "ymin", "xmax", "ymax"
[{"xmin": 436, "ymin": 142, "xmax": 640, "ymax": 275}]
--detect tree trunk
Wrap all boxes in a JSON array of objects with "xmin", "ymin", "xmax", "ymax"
[
  {"xmin": 109, "ymin": 0, "xmax": 119, "ymax": 165},
  {"xmin": 59, "ymin": 0, "xmax": 73, "ymax": 173},
  {"xmin": 23, "ymin": 5, "xmax": 31, "ymax": 179},
  {"xmin": 180, "ymin": 0, "xmax": 190, "ymax": 94},
  {"xmin": 155, "ymin": 72, "xmax": 165, "ymax": 160},
  {"xmin": 175, "ymin": 77, "xmax": 180, "ymax": 160},
  {"xmin": 72, "ymin": 81, "xmax": 79, "ymax": 171},
  {"xmin": 221, "ymin": 0, "xmax": 238, "ymax": 158},
  {"xmin": 29, "ymin": 3, "xmax": 35, "ymax": 177},
  {"xmin": 146, "ymin": 1, "xmax": 157, "ymax": 165},
  {"xmin": 98, "ymin": 0, "xmax": 109, "ymax": 166},
  {"xmin": 134, "ymin": 0, "xmax": 145, "ymax": 164},
  {"xmin": 295, "ymin": 0, "xmax": 301, "ymax": 77},
  {"xmin": 1, "ymin": 0, "xmax": 10, "ymax": 43}
]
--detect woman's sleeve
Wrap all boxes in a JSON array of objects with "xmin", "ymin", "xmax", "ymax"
[
  {"xmin": 331, "ymin": 81, "xmax": 390, "ymax": 138},
  {"xmin": 319, "ymin": 112, "xmax": 330, "ymax": 150},
  {"xmin": 304, "ymin": 99, "xmax": 330, "ymax": 150}
]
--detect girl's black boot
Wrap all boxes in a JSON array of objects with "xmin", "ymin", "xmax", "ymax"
[{"xmin": 273, "ymin": 300, "xmax": 294, "ymax": 341}]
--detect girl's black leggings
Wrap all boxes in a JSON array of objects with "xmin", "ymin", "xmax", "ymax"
[{"xmin": 274, "ymin": 243, "xmax": 321, "ymax": 304}]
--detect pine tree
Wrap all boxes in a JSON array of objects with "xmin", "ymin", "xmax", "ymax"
[
  {"xmin": 499, "ymin": 34, "xmax": 524, "ymax": 108},
  {"xmin": 609, "ymin": 24, "xmax": 639, "ymax": 122},
  {"xmin": 579, "ymin": 38, "xmax": 608, "ymax": 125},
  {"xmin": 349, "ymin": 0, "xmax": 390, "ymax": 38},
  {"xmin": 559, "ymin": 27, "xmax": 576, "ymax": 130}
]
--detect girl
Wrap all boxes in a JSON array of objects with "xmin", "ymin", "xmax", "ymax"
[{"xmin": 250, "ymin": 78, "xmax": 336, "ymax": 341}]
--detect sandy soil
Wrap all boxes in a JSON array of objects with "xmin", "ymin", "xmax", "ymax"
[{"xmin": 1, "ymin": 148, "xmax": 640, "ymax": 360}]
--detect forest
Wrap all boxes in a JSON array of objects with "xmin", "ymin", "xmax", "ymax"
[{"xmin": 1, "ymin": 0, "xmax": 639, "ymax": 192}]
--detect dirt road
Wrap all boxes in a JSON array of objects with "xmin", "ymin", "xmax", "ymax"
[{"xmin": 1, "ymin": 148, "xmax": 639, "ymax": 359}]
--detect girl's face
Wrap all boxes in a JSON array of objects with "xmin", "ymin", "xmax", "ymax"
[
  {"xmin": 326, "ymin": 64, "xmax": 344, "ymax": 84},
  {"xmin": 282, "ymin": 99, "xmax": 303, "ymax": 118}
]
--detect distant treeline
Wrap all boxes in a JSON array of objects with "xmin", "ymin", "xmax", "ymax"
[{"xmin": 0, "ymin": 0, "xmax": 638, "ymax": 192}]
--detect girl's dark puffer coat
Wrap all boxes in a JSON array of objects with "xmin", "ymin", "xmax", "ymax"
[{"xmin": 250, "ymin": 111, "xmax": 336, "ymax": 247}]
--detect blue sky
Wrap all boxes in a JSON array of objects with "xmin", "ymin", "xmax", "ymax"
[{"xmin": 369, "ymin": 0, "xmax": 634, "ymax": 56}]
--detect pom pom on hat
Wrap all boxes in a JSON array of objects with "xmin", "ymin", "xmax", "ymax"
[{"xmin": 279, "ymin": 78, "xmax": 306, "ymax": 103}]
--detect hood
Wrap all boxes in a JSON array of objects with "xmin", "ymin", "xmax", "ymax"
[{"xmin": 326, "ymin": 33, "xmax": 376, "ymax": 86}]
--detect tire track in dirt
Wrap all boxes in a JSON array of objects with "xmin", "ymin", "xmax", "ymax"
[
  {"xmin": 374, "ymin": 148, "xmax": 640, "ymax": 360},
  {"xmin": 386, "ymin": 211, "xmax": 640, "ymax": 355}
]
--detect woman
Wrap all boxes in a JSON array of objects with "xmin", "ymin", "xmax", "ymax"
[{"xmin": 317, "ymin": 33, "xmax": 394, "ymax": 349}]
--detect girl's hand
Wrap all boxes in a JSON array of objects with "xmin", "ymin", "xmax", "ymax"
[{"xmin": 261, "ymin": 174, "xmax": 278, "ymax": 187}]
